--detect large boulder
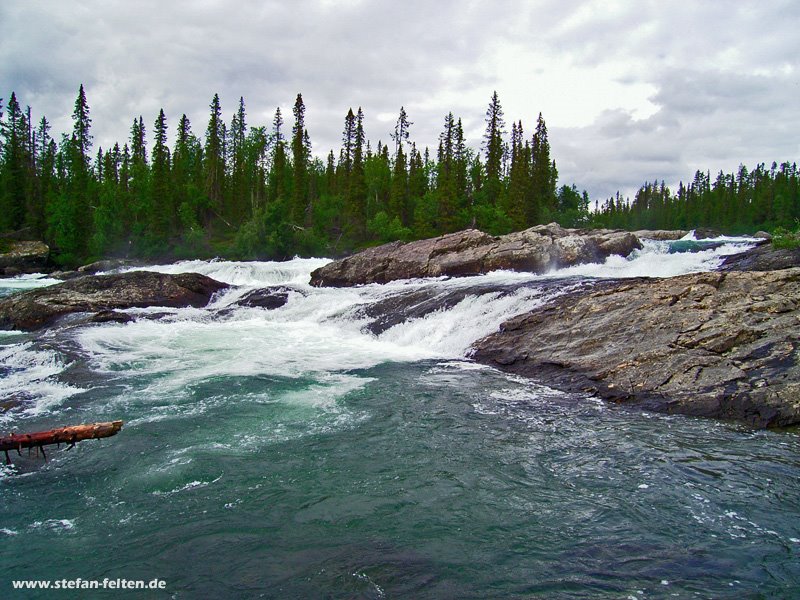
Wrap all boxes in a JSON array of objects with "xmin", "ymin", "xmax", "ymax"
[
  {"xmin": 720, "ymin": 242, "xmax": 800, "ymax": 272},
  {"xmin": 632, "ymin": 229, "xmax": 689, "ymax": 241},
  {"xmin": 0, "ymin": 240, "xmax": 50, "ymax": 275},
  {"xmin": 471, "ymin": 269, "xmax": 800, "ymax": 428},
  {"xmin": 0, "ymin": 271, "xmax": 228, "ymax": 331},
  {"xmin": 310, "ymin": 224, "xmax": 641, "ymax": 286}
]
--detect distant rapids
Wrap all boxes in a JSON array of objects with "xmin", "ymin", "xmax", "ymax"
[
  {"xmin": 0, "ymin": 233, "xmax": 756, "ymax": 421},
  {"xmin": 2, "ymin": 233, "xmax": 798, "ymax": 599}
]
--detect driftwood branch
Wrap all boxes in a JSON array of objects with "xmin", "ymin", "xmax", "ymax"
[{"xmin": 1, "ymin": 420, "xmax": 123, "ymax": 464}]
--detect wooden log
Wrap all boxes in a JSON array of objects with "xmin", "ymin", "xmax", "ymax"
[{"xmin": 1, "ymin": 421, "xmax": 123, "ymax": 463}]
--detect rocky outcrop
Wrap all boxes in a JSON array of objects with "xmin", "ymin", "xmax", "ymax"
[
  {"xmin": 720, "ymin": 243, "xmax": 800, "ymax": 272},
  {"xmin": 632, "ymin": 229, "xmax": 689, "ymax": 241},
  {"xmin": 310, "ymin": 224, "xmax": 641, "ymax": 286},
  {"xmin": 236, "ymin": 286, "xmax": 305, "ymax": 309},
  {"xmin": 50, "ymin": 258, "xmax": 146, "ymax": 281},
  {"xmin": 0, "ymin": 240, "xmax": 50, "ymax": 276},
  {"xmin": 472, "ymin": 269, "xmax": 800, "ymax": 428},
  {"xmin": 76, "ymin": 258, "xmax": 142, "ymax": 275},
  {"xmin": 0, "ymin": 271, "xmax": 228, "ymax": 331}
]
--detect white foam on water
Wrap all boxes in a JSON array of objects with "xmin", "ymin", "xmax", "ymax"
[
  {"xmin": 546, "ymin": 238, "xmax": 755, "ymax": 279},
  {"xmin": 72, "ymin": 236, "xmax": 757, "ymax": 396},
  {"xmin": 0, "ymin": 342, "xmax": 85, "ymax": 425},
  {"xmin": 0, "ymin": 273, "xmax": 61, "ymax": 292},
  {"xmin": 376, "ymin": 286, "xmax": 554, "ymax": 356},
  {"xmin": 1, "ymin": 239, "xmax": 758, "ymax": 435},
  {"xmin": 152, "ymin": 473, "xmax": 224, "ymax": 496},
  {"xmin": 116, "ymin": 257, "xmax": 331, "ymax": 287},
  {"xmin": 681, "ymin": 230, "xmax": 760, "ymax": 243},
  {"xmin": 29, "ymin": 519, "xmax": 76, "ymax": 533}
]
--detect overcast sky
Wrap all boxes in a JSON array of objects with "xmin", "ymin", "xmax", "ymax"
[{"xmin": 2, "ymin": 0, "xmax": 798, "ymax": 200}]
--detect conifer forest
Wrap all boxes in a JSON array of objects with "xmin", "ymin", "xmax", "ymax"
[{"xmin": 1, "ymin": 85, "xmax": 798, "ymax": 265}]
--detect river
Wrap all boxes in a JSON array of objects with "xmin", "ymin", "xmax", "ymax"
[{"xmin": 1, "ymin": 235, "xmax": 798, "ymax": 598}]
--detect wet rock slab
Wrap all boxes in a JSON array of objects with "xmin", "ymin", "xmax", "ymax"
[
  {"xmin": 472, "ymin": 269, "xmax": 800, "ymax": 428},
  {"xmin": 310, "ymin": 223, "xmax": 641, "ymax": 287},
  {"xmin": 0, "ymin": 271, "xmax": 228, "ymax": 331},
  {"xmin": 0, "ymin": 240, "xmax": 50, "ymax": 275},
  {"xmin": 720, "ymin": 243, "xmax": 800, "ymax": 272}
]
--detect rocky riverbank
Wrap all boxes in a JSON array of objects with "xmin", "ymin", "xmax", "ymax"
[
  {"xmin": 0, "ymin": 271, "xmax": 228, "ymax": 330},
  {"xmin": 2, "ymin": 226, "xmax": 795, "ymax": 428},
  {"xmin": 311, "ymin": 226, "xmax": 799, "ymax": 427},
  {"xmin": 471, "ymin": 265, "xmax": 800, "ymax": 428},
  {"xmin": 310, "ymin": 223, "xmax": 640, "ymax": 286},
  {"xmin": 0, "ymin": 239, "xmax": 50, "ymax": 276}
]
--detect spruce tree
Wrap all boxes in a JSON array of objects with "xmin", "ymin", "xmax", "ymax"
[
  {"xmin": 388, "ymin": 143, "xmax": 409, "ymax": 225},
  {"xmin": 436, "ymin": 112, "xmax": 460, "ymax": 231},
  {"xmin": 34, "ymin": 116, "xmax": 56, "ymax": 237},
  {"xmin": 391, "ymin": 106, "xmax": 412, "ymax": 157},
  {"xmin": 47, "ymin": 87, "xmax": 96, "ymax": 263},
  {"xmin": 530, "ymin": 112, "xmax": 556, "ymax": 220},
  {"xmin": 0, "ymin": 92, "xmax": 28, "ymax": 230},
  {"xmin": 503, "ymin": 120, "xmax": 528, "ymax": 230},
  {"xmin": 290, "ymin": 93, "xmax": 308, "ymax": 225},
  {"xmin": 340, "ymin": 108, "xmax": 356, "ymax": 175},
  {"xmin": 72, "ymin": 84, "xmax": 92, "ymax": 163},
  {"xmin": 229, "ymin": 97, "xmax": 248, "ymax": 223},
  {"xmin": 269, "ymin": 107, "xmax": 288, "ymax": 203},
  {"xmin": 345, "ymin": 108, "xmax": 367, "ymax": 241},
  {"xmin": 129, "ymin": 116, "xmax": 150, "ymax": 237},
  {"xmin": 151, "ymin": 108, "xmax": 172, "ymax": 239},
  {"xmin": 204, "ymin": 93, "xmax": 225, "ymax": 222},
  {"xmin": 483, "ymin": 91, "xmax": 505, "ymax": 206}
]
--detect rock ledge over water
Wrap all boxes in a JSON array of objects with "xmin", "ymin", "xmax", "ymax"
[
  {"xmin": 0, "ymin": 240, "xmax": 50, "ymax": 276},
  {"xmin": 0, "ymin": 271, "xmax": 228, "ymax": 331},
  {"xmin": 310, "ymin": 223, "xmax": 641, "ymax": 286},
  {"xmin": 472, "ymin": 268, "xmax": 800, "ymax": 428}
]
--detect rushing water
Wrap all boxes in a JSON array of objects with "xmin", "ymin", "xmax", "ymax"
[{"xmin": 1, "ymin": 235, "xmax": 798, "ymax": 598}]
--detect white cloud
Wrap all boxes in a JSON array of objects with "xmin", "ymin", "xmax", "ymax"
[{"xmin": 0, "ymin": 0, "xmax": 797, "ymax": 200}]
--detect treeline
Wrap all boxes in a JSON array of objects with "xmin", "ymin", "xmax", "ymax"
[
  {"xmin": 0, "ymin": 86, "xmax": 586, "ymax": 265},
  {"xmin": 594, "ymin": 164, "xmax": 800, "ymax": 233}
]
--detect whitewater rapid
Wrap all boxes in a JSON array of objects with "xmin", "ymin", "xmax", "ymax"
[{"xmin": 0, "ymin": 234, "xmax": 756, "ymax": 428}]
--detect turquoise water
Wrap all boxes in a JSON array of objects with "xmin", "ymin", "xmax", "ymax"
[{"xmin": 1, "ymin": 240, "xmax": 799, "ymax": 598}]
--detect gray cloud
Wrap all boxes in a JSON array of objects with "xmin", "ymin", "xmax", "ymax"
[{"xmin": 1, "ymin": 0, "xmax": 798, "ymax": 201}]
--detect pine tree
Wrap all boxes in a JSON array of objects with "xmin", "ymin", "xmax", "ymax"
[
  {"xmin": 388, "ymin": 143, "xmax": 409, "ymax": 225},
  {"xmin": 151, "ymin": 108, "xmax": 172, "ymax": 239},
  {"xmin": 483, "ymin": 91, "xmax": 505, "ymax": 206},
  {"xmin": 72, "ymin": 84, "xmax": 92, "ymax": 163},
  {"xmin": 325, "ymin": 149, "xmax": 336, "ymax": 195},
  {"xmin": 128, "ymin": 116, "xmax": 150, "ymax": 237},
  {"xmin": 173, "ymin": 114, "xmax": 197, "ymax": 231},
  {"xmin": 268, "ymin": 107, "xmax": 288, "ymax": 203},
  {"xmin": 47, "ymin": 87, "xmax": 96, "ymax": 262},
  {"xmin": 503, "ymin": 120, "xmax": 528, "ymax": 229},
  {"xmin": 0, "ymin": 92, "xmax": 29, "ymax": 230},
  {"xmin": 390, "ymin": 106, "xmax": 412, "ymax": 157},
  {"xmin": 345, "ymin": 108, "xmax": 367, "ymax": 241},
  {"xmin": 436, "ymin": 112, "xmax": 460, "ymax": 231},
  {"xmin": 90, "ymin": 143, "xmax": 125, "ymax": 255},
  {"xmin": 204, "ymin": 93, "xmax": 225, "ymax": 223},
  {"xmin": 530, "ymin": 112, "xmax": 556, "ymax": 220},
  {"xmin": 340, "ymin": 108, "xmax": 356, "ymax": 175},
  {"xmin": 408, "ymin": 143, "xmax": 427, "ymax": 202},
  {"xmin": 228, "ymin": 97, "xmax": 248, "ymax": 223},
  {"xmin": 34, "ymin": 116, "xmax": 56, "ymax": 237},
  {"xmin": 290, "ymin": 93, "xmax": 308, "ymax": 225}
]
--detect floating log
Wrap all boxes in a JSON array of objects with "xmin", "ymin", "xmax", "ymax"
[{"xmin": 1, "ymin": 420, "xmax": 123, "ymax": 464}]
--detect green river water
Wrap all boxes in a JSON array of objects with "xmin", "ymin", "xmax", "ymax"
[{"xmin": 1, "ymin": 242, "xmax": 798, "ymax": 599}]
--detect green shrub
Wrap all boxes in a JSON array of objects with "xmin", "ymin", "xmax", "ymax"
[{"xmin": 771, "ymin": 226, "xmax": 800, "ymax": 249}]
